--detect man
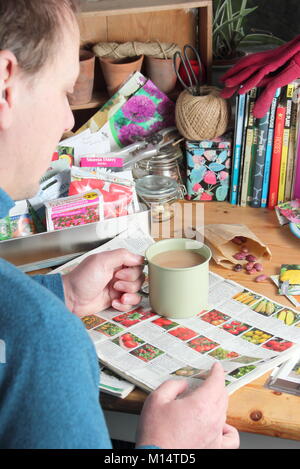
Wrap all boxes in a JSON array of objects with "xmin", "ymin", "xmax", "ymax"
[{"xmin": 0, "ymin": 0, "xmax": 239, "ymax": 449}]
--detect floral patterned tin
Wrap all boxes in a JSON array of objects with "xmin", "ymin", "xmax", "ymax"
[{"xmin": 185, "ymin": 133, "xmax": 232, "ymax": 202}]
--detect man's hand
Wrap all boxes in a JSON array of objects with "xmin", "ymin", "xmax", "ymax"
[
  {"xmin": 62, "ymin": 249, "xmax": 145, "ymax": 317},
  {"xmin": 136, "ymin": 362, "xmax": 239, "ymax": 449}
]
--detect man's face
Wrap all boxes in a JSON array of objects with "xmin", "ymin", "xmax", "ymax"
[{"xmin": 0, "ymin": 17, "xmax": 80, "ymax": 200}]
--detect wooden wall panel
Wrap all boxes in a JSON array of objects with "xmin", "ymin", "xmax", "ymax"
[
  {"xmin": 198, "ymin": 1, "xmax": 212, "ymax": 75},
  {"xmin": 78, "ymin": 15, "xmax": 108, "ymax": 46},
  {"xmin": 100, "ymin": 10, "xmax": 196, "ymax": 52}
]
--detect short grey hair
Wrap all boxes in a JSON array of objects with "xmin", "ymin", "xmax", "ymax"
[{"xmin": 0, "ymin": 0, "xmax": 79, "ymax": 74}]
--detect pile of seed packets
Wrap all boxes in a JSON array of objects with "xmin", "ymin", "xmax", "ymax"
[
  {"xmin": 271, "ymin": 267, "xmax": 300, "ymax": 308},
  {"xmin": 275, "ymin": 199, "xmax": 300, "ymax": 227}
]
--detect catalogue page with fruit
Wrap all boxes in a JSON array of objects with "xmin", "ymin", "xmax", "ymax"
[{"xmin": 52, "ymin": 230, "xmax": 300, "ymax": 396}]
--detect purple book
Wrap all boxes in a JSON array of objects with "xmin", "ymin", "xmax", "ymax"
[{"xmin": 294, "ymin": 130, "xmax": 300, "ymax": 199}]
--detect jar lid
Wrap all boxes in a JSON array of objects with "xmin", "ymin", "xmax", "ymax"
[
  {"xmin": 138, "ymin": 145, "xmax": 182, "ymax": 169},
  {"xmin": 135, "ymin": 175, "xmax": 179, "ymax": 199},
  {"xmin": 155, "ymin": 144, "xmax": 182, "ymax": 161}
]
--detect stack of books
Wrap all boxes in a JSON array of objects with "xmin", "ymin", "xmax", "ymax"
[{"xmin": 229, "ymin": 81, "xmax": 300, "ymax": 209}]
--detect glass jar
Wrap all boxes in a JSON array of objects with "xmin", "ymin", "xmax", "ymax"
[
  {"xmin": 135, "ymin": 175, "xmax": 186, "ymax": 222},
  {"xmin": 132, "ymin": 144, "xmax": 184, "ymax": 184}
]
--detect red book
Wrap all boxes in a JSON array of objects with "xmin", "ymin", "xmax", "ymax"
[{"xmin": 268, "ymin": 102, "xmax": 286, "ymax": 209}]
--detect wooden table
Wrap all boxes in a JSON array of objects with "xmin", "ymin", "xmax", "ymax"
[{"xmin": 101, "ymin": 201, "xmax": 300, "ymax": 442}]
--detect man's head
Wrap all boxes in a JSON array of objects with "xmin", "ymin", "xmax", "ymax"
[{"xmin": 0, "ymin": 0, "xmax": 80, "ymax": 200}]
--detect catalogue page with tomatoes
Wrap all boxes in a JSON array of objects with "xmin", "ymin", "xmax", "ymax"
[{"xmin": 53, "ymin": 228, "xmax": 300, "ymax": 396}]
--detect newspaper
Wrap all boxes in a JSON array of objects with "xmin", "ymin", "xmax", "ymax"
[
  {"xmin": 52, "ymin": 229, "xmax": 300, "ymax": 396},
  {"xmin": 100, "ymin": 366, "xmax": 135, "ymax": 398},
  {"xmin": 265, "ymin": 352, "xmax": 300, "ymax": 396}
]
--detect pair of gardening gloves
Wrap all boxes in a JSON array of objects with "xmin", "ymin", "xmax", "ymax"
[{"xmin": 220, "ymin": 34, "xmax": 300, "ymax": 118}]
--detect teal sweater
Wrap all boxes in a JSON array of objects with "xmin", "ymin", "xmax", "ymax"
[{"xmin": 0, "ymin": 189, "xmax": 111, "ymax": 449}]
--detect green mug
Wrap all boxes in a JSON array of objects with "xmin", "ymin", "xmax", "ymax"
[{"xmin": 145, "ymin": 238, "xmax": 212, "ymax": 319}]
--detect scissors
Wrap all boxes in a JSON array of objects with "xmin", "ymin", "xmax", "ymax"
[{"xmin": 173, "ymin": 44, "xmax": 203, "ymax": 96}]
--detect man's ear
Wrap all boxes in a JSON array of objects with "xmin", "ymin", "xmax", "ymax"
[{"xmin": 0, "ymin": 50, "xmax": 18, "ymax": 130}]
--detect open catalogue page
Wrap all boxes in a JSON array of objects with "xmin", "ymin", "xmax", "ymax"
[{"xmin": 52, "ymin": 227, "xmax": 300, "ymax": 396}]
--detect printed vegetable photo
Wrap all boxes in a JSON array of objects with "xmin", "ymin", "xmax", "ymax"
[
  {"xmin": 229, "ymin": 355, "xmax": 260, "ymax": 364},
  {"xmin": 276, "ymin": 309, "xmax": 300, "ymax": 326},
  {"xmin": 112, "ymin": 309, "xmax": 156, "ymax": 328},
  {"xmin": 209, "ymin": 347, "xmax": 239, "ymax": 361},
  {"xmin": 200, "ymin": 310, "xmax": 231, "ymax": 326},
  {"xmin": 168, "ymin": 326, "xmax": 198, "ymax": 341},
  {"xmin": 81, "ymin": 314, "xmax": 106, "ymax": 330},
  {"xmin": 251, "ymin": 299, "xmax": 282, "ymax": 317},
  {"xmin": 262, "ymin": 338, "xmax": 294, "ymax": 352},
  {"xmin": 229, "ymin": 365, "xmax": 256, "ymax": 379},
  {"xmin": 222, "ymin": 320, "xmax": 251, "ymax": 336},
  {"xmin": 112, "ymin": 332, "xmax": 144, "ymax": 350},
  {"xmin": 152, "ymin": 317, "xmax": 179, "ymax": 330},
  {"xmin": 233, "ymin": 290, "xmax": 262, "ymax": 306},
  {"xmin": 173, "ymin": 367, "xmax": 210, "ymax": 380},
  {"xmin": 94, "ymin": 322, "xmax": 124, "ymax": 337},
  {"xmin": 130, "ymin": 344, "xmax": 164, "ymax": 362},
  {"xmin": 171, "ymin": 366, "xmax": 201, "ymax": 377},
  {"xmin": 241, "ymin": 328, "xmax": 273, "ymax": 345},
  {"xmin": 52, "ymin": 205, "xmax": 100, "ymax": 230},
  {"xmin": 187, "ymin": 336, "xmax": 219, "ymax": 353}
]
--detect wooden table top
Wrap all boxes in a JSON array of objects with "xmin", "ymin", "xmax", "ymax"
[{"xmin": 101, "ymin": 201, "xmax": 300, "ymax": 441}]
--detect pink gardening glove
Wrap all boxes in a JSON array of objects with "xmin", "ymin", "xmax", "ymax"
[{"xmin": 220, "ymin": 35, "xmax": 300, "ymax": 118}]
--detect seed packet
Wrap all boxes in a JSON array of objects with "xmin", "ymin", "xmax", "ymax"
[
  {"xmin": 45, "ymin": 190, "xmax": 104, "ymax": 231},
  {"xmin": 10, "ymin": 213, "xmax": 36, "ymax": 238},
  {"xmin": 0, "ymin": 217, "xmax": 12, "ymax": 241},
  {"xmin": 80, "ymin": 155, "xmax": 124, "ymax": 171},
  {"xmin": 0, "ymin": 201, "xmax": 36, "ymax": 240},
  {"xmin": 275, "ymin": 199, "xmax": 300, "ymax": 225},
  {"xmin": 52, "ymin": 146, "xmax": 74, "ymax": 167},
  {"xmin": 271, "ymin": 275, "xmax": 300, "ymax": 308},
  {"xmin": 69, "ymin": 167, "xmax": 139, "ymax": 219},
  {"xmin": 279, "ymin": 264, "xmax": 300, "ymax": 295}
]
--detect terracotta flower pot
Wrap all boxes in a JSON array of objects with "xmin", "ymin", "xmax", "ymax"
[
  {"xmin": 99, "ymin": 55, "xmax": 144, "ymax": 97},
  {"xmin": 68, "ymin": 50, "xmax": 95, "ymax": 105},
  {"xmin": 145, "ymin": 55, "xmax": 180, "ymax": 94}
]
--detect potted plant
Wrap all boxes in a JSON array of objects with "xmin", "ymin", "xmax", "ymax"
[{"xmin": 212, "ymin": 0, "xmax": 285, "ymax": 85}]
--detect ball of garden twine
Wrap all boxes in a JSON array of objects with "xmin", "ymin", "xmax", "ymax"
[
  {"xmin": 93, "ymin": 41, "xmax": 181, "ymax": 59},
  {"xmin": 175, "ymin": 86, "xmax": 230, "ymax": 140}
]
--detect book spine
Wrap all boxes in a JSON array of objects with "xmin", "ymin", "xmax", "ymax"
[
  {"xmin": 284, "ymin": 83, "xmax": 299, "ymax": 202},
  {"xmin": 250, "ymin": 109, "xmax": 270, "ymax": 207},
  {"xmin": 237, "ymin": 92, "xmax": 250, "ymax": 206},
  {"xmin": 261, "ymin": 89, "xmax": 280, "ymax": 207},
  {"xmin": 247, "ymin": 124, "xmax": 258, "ymax": 205},
  {"xmin": 291, "ymin": 82, "xmax": 300, "ymax": 199},
  {"xmin": 293, "ymin": 123, "xmax": 300, "ymax": 199},
  {"xmin": 230, "ymin": 93, "xmax": 246, "ymax": 205},
  {"xmin": 240, "ymin": 88, "xmax": 257, "ymax": 207},
  {"xmin": 268, "ymin": 88, "xmax": 287, "ymax": 209},
  {"xmin": 277, "ymin": 84, "xmax": 294, "ymax": 204}
]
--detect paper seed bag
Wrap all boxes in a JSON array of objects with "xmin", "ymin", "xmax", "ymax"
[{"xmin": 202, "ymin": 224, "xmax": 272, "ymax": 269}]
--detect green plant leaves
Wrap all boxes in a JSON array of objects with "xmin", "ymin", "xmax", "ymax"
[{"xmin": 213, "ymin": 0, "xmax": 284, "ymax": 60}]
